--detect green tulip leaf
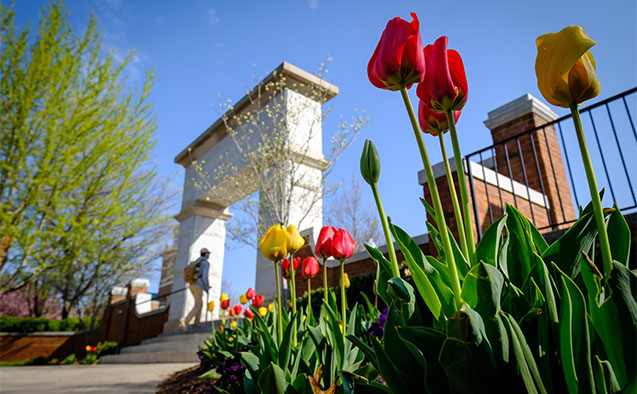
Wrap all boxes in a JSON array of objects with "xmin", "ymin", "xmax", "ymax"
[
  {"xmin": 371, "ymin": 336, "xmax": 412, "ymax": 393},
  {"xmin": 593, "ymin": 355, "xmax": 622, "ymax": 394},
  {"xmin": 257, "ymin": 362, "xmax": 288, "ymax": 394},
  {"xmin": 199, "ymin": 368, "xmax": 221, "ymax": 380},
  {"xmin": 475, "ymin": 214, "xmax": 507, "ymax": 267},
  {"xmin": 606, "ymin": 205, "xmax": 631, "ymax": 266},
  {"xmin": 554, "ymin": 262, "xmax": 595, "ymax": 393},
  {"xmin": 364, "ymin": 244, "xmax": 393, "ymax": 306}
]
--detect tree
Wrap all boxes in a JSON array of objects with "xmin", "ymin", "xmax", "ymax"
[
  {"xmin": 190, "ymin": 60, "xmax": 368, "ymax": 246},
  {"xmin": 0, "ymin": 2, "xmax": 173, "ymax": 319},
  {"xmin": 327, "ymin": 173, "xmax": 381, "ymax": 253}
]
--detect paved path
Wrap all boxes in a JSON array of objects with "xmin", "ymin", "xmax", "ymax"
[{"xmin": 0, "ymin": 363, "xmax": 196, "ymax": 393}]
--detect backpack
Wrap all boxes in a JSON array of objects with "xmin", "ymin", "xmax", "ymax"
[{"xmin": 183, "ymin": 259, "xmax": 201, "ymax": 284}]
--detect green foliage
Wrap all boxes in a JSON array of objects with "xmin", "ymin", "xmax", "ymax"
[
  {"xmin": 60, "ymin": 353, "xmax": 76, "ymax": 365},
  {"xmin": 0, "ymin": 0, "xmax": 171, "ymax": 322},
  {"xmin": 0, "ymin": 315, "xmax": 95, "ymax": 333}
]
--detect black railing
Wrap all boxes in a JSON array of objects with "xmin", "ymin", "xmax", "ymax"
[{"xmin": 465, "ymin": 87, "xmax": 637, "ymax": 240}]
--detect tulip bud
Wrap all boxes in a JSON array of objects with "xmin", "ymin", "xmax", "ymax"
[
  {"xmin": 244, "ymin": 309, "xmax": 254, "ymax": 320},
  {"xmin": 368, "ymin": 12, "xmax": 426, "ymax": 91},
  {"xmin": 360, "ymin": 140, "xmax": 380, "ymax": 185},
  {"xmin": 331, "ymin": 228, "xmax": 356, "ymax": 262},
  {"xmin": 260, "ymin": 224, "xmax": 288, "ymax": 261},
  {"xmin": 230, "ymin": 321, "xmax": 238, "ymax": 329},
  {"xmin": 343, "ymin": 273, "xmax": 350, "ymax": 289},
  {"xmin": 239, "ymin": 293, "xmax": 248, "ymax": 305},
  {"xmin": 246, "ymin": 287, "xmax": 256, "ymax": 300},
  {"xmin": 219, "ymin": 293, "xmax": 229, "ymax": 302},
  {"xmin": 268, "ymin": 302, "xmax": 275, "ymax": 313},
  {"xmin": 315, "ymin": 226, "xmax": 336, "ymax": 259},
  {"xmin": 535, "ymin": 25, "xmax": 600, "ymax": 107},
  {"xmin": 207, "ymin": 301, "xmax": 215, "ymax": 312},
  {"xmin": 285, "ymin": 225, "xmax": 305, "ymax": 253},
  {"xmin": 252, "ymin": 295, "xmax": 265, "ymax": 308},
  {"xmin": 281, "ymin": 257, "xmax": 301, "ymax": 280},
  {"xmin": 301, "ymin": 257, "xmax": 319, "ymax": 279},
  {"xmin": 220, "ymin": 299, "xmax": 230, "ymax": 310},
  {"xmin": 258, "ymin": 307, "xmax": 267, "ymax": 317}
]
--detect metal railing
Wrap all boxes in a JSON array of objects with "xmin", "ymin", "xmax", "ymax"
[{"xmin": 464, "ymin": 87, "xmax": 637, "ymax": 239}]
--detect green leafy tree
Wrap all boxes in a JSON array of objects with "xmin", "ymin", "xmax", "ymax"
[{"xmin": 0, "ymin": 2, "xmax": 172, "ymax": 318}]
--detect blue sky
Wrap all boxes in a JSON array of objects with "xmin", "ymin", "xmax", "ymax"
[{"xmin": 10, "ymin": 0, "xmax": 637, "ymax": 294}]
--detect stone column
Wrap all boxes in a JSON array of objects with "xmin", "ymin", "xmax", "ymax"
[{"xmin": 164, "ymin": 206, "xmax": 232, "ymax": 331}]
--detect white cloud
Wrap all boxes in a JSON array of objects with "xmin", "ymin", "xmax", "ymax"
[
  {"xmin": 308, "ymin": 0, "xmax": 319, "ymax": 10},
  {"xmin": 207, "ymin": 8, "xmax": 219, "ymax": 25}
]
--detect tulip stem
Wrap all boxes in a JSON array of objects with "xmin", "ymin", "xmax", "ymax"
[
  {"xmin": 289, "ymin": 254, "xmax": 298, "ymax": 348},
  {"xmin": 399, "ymin": 86, "xmax": 462, "ymax": 308},
  {"xmin": 274, "ymin": 261, "xmax": 283, "ymax": 345},
  {"xmin": 370, "ymin": 183, "xmax": 400, "ymax": 277},
  {"xmin": 307, "ymin": 279, "xmax": 312, "ymax": 315},
  {"xmin": 438, "ymin": 133, "xmax": 469, "ymax": 261},
  {"xmin": 446, "ymin": 109, "xmax": 476, "ymax": 265},
  {"xmin": 322, "ymin": 258, "xmax": 328, "ymax": 304},
  {"xmin": 340, "ymin": 261, "xmax": 347, "ymax": 341},
  {"xmin": 570, "ymin": 103, "xmax": 613, "ymax": 277}
]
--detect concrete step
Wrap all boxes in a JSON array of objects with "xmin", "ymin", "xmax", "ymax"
[
  {"xmin": 100, "ymin": 326, "xmax": 213, "ymax": 364},
  {"xmin": 100, "ymin": 351, "xmax": 199, "ymax": 364}
]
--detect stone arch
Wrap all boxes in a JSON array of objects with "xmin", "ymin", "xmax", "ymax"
[{"xmin": 165, "ymin": 62, "xmax": 338, "ymax": 329}]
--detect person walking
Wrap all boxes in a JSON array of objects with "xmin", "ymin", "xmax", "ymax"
[{"xmin": 179, "ymin": 248, "xmax": 211, "ymax": 332}]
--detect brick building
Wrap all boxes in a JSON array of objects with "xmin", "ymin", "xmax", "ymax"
[{"xmin": 294, "ymin": 93, "xmax": 578, "ymax": 296}]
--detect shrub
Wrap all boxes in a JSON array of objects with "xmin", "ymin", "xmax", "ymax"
[{"xmin": 0, "ymin": 316, "xmax": 97, "ymax": 333}]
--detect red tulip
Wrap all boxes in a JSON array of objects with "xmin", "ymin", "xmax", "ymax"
[
  {"xmin": 302, "ymin": 257, "xmax": 319, "ymax": 279},
  {"xmin": 252, "ymin": 295, "xmax": 265, "ymax": 308},
  {"xmin": 315, "ymin": 226, "xmax": 336, "ymax": 259},
  {"xmin": 220, "ymin": 299, "xmax": 230, "ymax": 310},
  {"xmin": 331, "ymin": 228, "xmax": 356, "ymax": 261},
  {"xmin": 245, "ymin": 287, "xmax": 256, "ymax": 300},
  {"xmin": 244, "ymin": 309, "xmax": 254, "ymax": 320},
  {"xmin": 228, "ymin": 307, "xmax": 235, "ymax": 316},
  {"xmin": 281, "ymin": 257, "xmax": 301, "ymax": 280},
  {"xmin": 418, "ymin": 100, "xmax": 462, "ymax": 136},
  {"xmin": 368, "ymin": 12, "xmax": 426, "ymax": 91},
  {"xmin": 417, "ymin": 36, "xmax": 468, "ymax": 113},
  {"xmin": 230, "ymin": 305, "xmax": 242, "ymax": 316}
]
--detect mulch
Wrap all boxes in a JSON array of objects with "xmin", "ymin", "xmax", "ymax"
[{"xmin": 156, "ymin": 365, "xmax": 216, "ymax": 394}]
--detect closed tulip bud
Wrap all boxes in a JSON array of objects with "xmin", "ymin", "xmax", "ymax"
[
  {"xmin": 244, "ymin": 309, "xmax": 254, "ymax": 320},
  {"xmin": 368, "ymin": 12, "xmax": 426, "ymax": 91},
  {"xmin": 331, "ymin": 228, "xmax": 356, "ymax": 262},
  {"xmin": 260, "ymin": 224, "xmax": 288, "ymax": 261},
  {"xmin": 252, "ymin": 295, "xmax": 265, "ymax": 308},
  {"xmin": 230, "ymin": 321, "xmax": 237, "ymax": 329},
  {"xmin": 301, "ymin": 257, "xmax": 319, "ymax": 279},
  {"xmin": 314, "ymin": 226, "xmax": 336, "ymax": 259},
  {"xmin": 285, "ymin": 225, "xmax": 305, "ymax": 253},
  {"xmin": 218, "ymin": 325, "xmax": 224, "ymax": 333},
  {"xmin": 360, "ymin": 140, "xmax": 380, "ymax": 185},
  {"xmin": 239, "ymin": 293, "xmax": 248, "ymax": 304},
  {"xmin": 258, "ymin": 307, "xmax": 267, "ymax": 317},
  {"xmin": 207, "ymin": 301, "xmax": 215, "ymax": 312},
  {"xmin": 229, "ymin": 307, "xmax": 235, "ymax": 317},
  {"xmin": 220, "ymin": 299, "xmax": 230, "ymax": 310},
  {"xmin": 418, "ymin": 100, "xmax": 461, "ymax": 136},
  {"xmin": 232, "ymin": 305, "xmax": 242, "ymax": 316},
  {"xmin": 343, "ymin": 273, "xmax": 351, "ymax": 289},
  {"xmin": 417, "ymin": 36, "xmax": 468, "ymax": 113},
  {"xmin": 246, "ymin": 287, "xmax": 256, "ymax": 300},
  {"xmin": 281, "ymin": 257, "xmax": 301, "ymax": 280},
  {"xmin": 219, "ymin": 293, "xmax": 229, "ymax": 302},
  {"xmin": 268, "ymin": 302, "xmax": 275, "ymax": 313},
  {"xmin": 535, "ymin": 25, "xmax": 600, "ymax": 108}
]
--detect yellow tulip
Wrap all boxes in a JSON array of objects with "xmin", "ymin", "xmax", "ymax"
[
  {"xmin": 228, "ymin": 336, "xmax": 234, "ymax": 342},
  {"xmin": 230, "ymin": 321, "xmax": 238, "ymax": 329},
  {"xmin": 240, "ymin": 293, "xmax": 248, "ymax": 304},
  {"xmin": 219, "ymin": 293, "xmax": 229, "ymax": 302},
  {"xmin": 535, "ymin": 25, "xmax": 601, "ymax": 108},
  {"xmin": 260, "ymin": 224, "xmax": 288, "ymax": 261},
  {"xmin": 268, "ymin": 302, "xmax": 275, "ymax": 313},
  {"xmin": 258, "ymin": 307, "xmax": 267, "ymax": 317},
  {"xmin": 285, "ymin": 224, "xmax": 305, "ymax": 253},
  {"xmin": 207, "ymin": 301, "xmax": 215, "ymax": 312},
  {"xmin": 343, "ymin": 273, "xmax": 350, "ymax": 289}
]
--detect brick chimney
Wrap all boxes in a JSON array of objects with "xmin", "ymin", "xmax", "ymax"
[{"xmin": 484, "ymin": 94, "xmax": 576, "ymax": 229}]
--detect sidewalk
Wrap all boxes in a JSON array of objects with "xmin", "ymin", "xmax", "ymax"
[{"xmin": 0, "ymin": 363, "xmax": 196, "ymax": 393}]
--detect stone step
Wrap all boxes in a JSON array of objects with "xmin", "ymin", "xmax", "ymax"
[
  {"xmin": 100, "ymin": 351, "xmax": 199, "ymax": 364},
  {"xmin": 140, "ymin": 332, "xmax": 210, "ymax": 346}
]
